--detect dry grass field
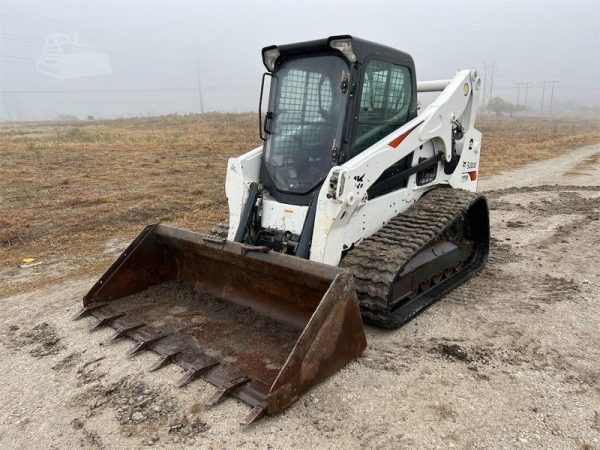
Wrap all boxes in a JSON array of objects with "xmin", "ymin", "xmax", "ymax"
[{"xmin": 1, "ymin": 114, "xmax": 599, "ymax": 298}]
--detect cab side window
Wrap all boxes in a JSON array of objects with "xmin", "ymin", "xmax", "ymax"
[{"xmin": 352, "ymin": 60, "xmax": 412, "ymax": 157}]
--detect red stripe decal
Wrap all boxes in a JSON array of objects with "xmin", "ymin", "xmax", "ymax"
[{"xmin": 388, "ymin": 121, "xmax": 423, "ymax": 149}]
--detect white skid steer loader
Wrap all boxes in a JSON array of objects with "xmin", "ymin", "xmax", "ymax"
[{"xmin": 76, "ymin": 35, "xmax": 489, "ymax": 424}]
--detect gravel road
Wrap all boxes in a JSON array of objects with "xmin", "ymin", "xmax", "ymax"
[{"xmin": 1, "ymin": 144, "xmax": 599, "ymax": 449}]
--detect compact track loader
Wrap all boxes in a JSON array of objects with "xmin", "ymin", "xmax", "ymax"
[{"xmin": 76, "ymin": 35, "xmax": 489, "ymax": 423}]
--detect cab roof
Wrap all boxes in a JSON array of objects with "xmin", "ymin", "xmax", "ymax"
[{"xmin": 262, "ymin": 35, "xmax": 414, "ymax": 72}]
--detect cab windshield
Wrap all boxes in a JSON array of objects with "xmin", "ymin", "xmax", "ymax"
[{"xmin": 264, "ymin": 55, "xmax": 348, "ymax": 193}]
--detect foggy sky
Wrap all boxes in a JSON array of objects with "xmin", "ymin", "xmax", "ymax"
[{"xmin": 0, "ymin": 0, "xmax": 599, "ymax": 121}]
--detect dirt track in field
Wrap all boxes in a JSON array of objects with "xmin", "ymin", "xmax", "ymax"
[{"xmin": 1, "ymin": 144, "xmax": 599, "ymax": 449}]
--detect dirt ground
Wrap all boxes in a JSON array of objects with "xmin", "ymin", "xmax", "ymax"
[{"xmin": 1, "ymin": 143, "xmax": 599, "ymax": 449}]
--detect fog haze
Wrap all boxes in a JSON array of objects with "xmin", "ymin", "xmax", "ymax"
[{"xmin": 1, "ymin": 0, "xmax": 598, "ymax": 121}]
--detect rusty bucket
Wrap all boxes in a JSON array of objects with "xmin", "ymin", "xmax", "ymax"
[{"xmin": 75, "ymin": 224, "xmax": 366, "ymax": 423}]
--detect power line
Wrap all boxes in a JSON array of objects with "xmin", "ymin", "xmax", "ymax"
[
  {"xmin": 0, "ymin": 85, "xmax": 256, "ymax": 94},
  {"xmin": 5, "ymin": 95, "xmax": 258, "ymax": 104},
  {"xmin": 491, "ymin": 85, "xmax": 596, "ymax": 90},
  {"xmin": 494, "ymin": 70, "xmax": 600, "ymax": 77},
  {"xmin": 0, "ymin": 88, "xmax": 198, "ymax": 94}
]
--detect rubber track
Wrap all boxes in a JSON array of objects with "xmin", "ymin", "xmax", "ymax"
[{"xmin": 340, "ymin": 187, "xmax": 483, "ymax": 327}]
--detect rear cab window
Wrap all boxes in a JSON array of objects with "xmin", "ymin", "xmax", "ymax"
[{"xmin": 352, "ymin": 60, "xmax": 412, "ymax": 157}]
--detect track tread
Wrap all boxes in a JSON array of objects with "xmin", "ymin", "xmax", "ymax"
[{"xmin": 340, "ymin": 187, "xmax": 485, "ymax": 327}]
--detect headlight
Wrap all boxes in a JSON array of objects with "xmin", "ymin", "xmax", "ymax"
[
  {"xmin": 262, "ymin": 47, "xmax": 280, "ymax": 72},
  {"xmin": 329, "ymin": 38, "xmax": 356, "ymax": 63}
]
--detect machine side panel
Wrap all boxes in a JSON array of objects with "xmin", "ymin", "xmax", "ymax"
[{"xmin": 225, "ymin": 146, "xmax": 262, "ymax": 240}]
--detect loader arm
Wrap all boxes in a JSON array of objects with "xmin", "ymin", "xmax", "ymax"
[{"xmin": 310, "ymin": 69, "xmax": 482, "ymax": 264}]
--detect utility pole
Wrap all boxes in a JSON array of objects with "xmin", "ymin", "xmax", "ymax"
[
  {"xmin": 540, "ymin": 81, "xmax": 548, "ymax": 114},
  {"xmin": 480, "ymin": 64, "xmax": 488, "ymax": 108},
  {"xmin": 549, "ymin": 80, "xmax": 559, "ymax": 114},
  {"xmin": 480, "ymin": 62, "xmax": 496, "ymax": 110},
  {"xmin": 516, "ymin": 81, "xmax": 531, "ymax": 112},
  {"xmin": 489, "ymin": 61, "xmax": 495, "ymax": 101},
  {"xmin": 195, "ymin": 45, "xmax": 204, "ymax": 114},
  {"xmin": 516, "ymin": 82, "xmax": 532, "ymax": 112}
]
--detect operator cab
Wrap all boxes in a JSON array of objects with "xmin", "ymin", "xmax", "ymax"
[{"xmin": 259, "ymin": 35, "xmax": 417, "ymax": 206}]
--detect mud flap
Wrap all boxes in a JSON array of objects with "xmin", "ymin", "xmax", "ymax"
[{"xmin": 76, "ymin": 224, "xmax": 366, "ymax": 423}]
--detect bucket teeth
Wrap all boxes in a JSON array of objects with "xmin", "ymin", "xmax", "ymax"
[
  {"xmin": 201, "ymin": 235, "xmax": 226, "ymax": 244},
  {"xmin": 242, "ymin": 405, "xmax": 266, "ymax": 425},
  {"xmin": 73, "ymin": 302, "xmax": 108, "ymax": 320},
  {"xmin": 177, "ymin": 360, "xmax": 219, "ymax": 388},
  {"xmin": 127, "ymin": 332, "xmax": 168, "ymax": 357},
  {"xmin": 148, "ymin": 350, "xmax": 180, "ymax": 372},
  {"xmin": 110, "ymin": 323, "xmax": 145, "ymax": 341},
  {"xmin": 208, "ymin": 376, "xmax": 251, "ymax": 406},
  {"xmin": 90, "ymin": 312, "xmax": 126, "ymax": 331}
]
